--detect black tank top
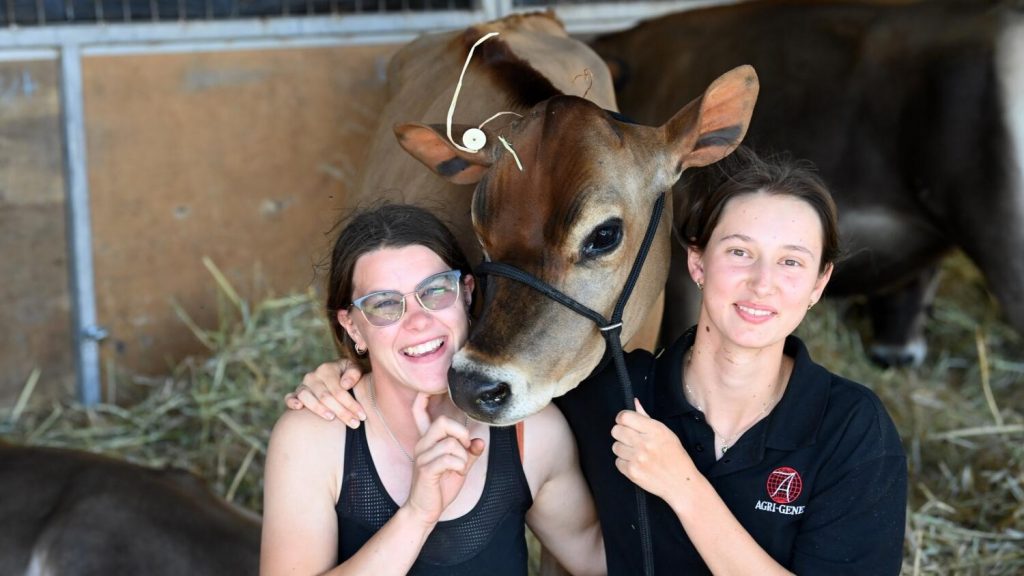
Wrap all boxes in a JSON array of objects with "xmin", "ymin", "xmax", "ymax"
[{"xmin": 336, "ymin": 423, "xmax": 533, "ymax": 575}]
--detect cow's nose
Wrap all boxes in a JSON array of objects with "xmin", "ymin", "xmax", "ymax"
[{"xmin": 448, "ymin": 366, "xmax": 511, "ymax": 422}]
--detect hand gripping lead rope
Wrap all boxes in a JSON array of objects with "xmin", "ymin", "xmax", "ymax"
[{"xmin": 476, "ymin": 192, "xmax": 666, "ymax": 576}]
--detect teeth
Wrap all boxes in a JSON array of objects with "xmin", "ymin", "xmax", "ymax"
[
  {"xmin": 403, "ymin": 338, "xmax": 443, "ymax": 357},
  {"xmin": 738, "ymin": 305, "xmax": 772, "ymax": 317}
]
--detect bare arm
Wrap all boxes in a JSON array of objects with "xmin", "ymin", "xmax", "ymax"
[
  {"xmin": 612, "ymin": 400, "xmax": 792, "ymax": 576},
  {"xmin": 523, "ymin": 405, "xmax": 606, "ymax": 576}
]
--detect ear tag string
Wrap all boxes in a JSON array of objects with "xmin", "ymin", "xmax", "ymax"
[{"xmin": 445, "ymin": 31, "xmax": 525, "ymax": 171}]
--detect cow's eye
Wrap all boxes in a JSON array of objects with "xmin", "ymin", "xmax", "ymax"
[{"xmin": 581, "ymin": 219, "xmax": 623, "ymax": 259}]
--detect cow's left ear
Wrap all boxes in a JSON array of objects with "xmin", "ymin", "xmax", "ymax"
[
  {"xmin": 662, "ymin": 65, "xmax": 759, "ymax": 174},
  {"xmin": 394, "ymin": 123, "xmax": 495, "ymax": 186}
]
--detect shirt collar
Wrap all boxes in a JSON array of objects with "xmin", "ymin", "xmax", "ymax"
[
  {"xmin": 653, "ymin": 328, "xmax": 831, "ymax": 450},
  {"xmin": 653, "ymin": 326, "xmax": 699, "ymax": 419}
]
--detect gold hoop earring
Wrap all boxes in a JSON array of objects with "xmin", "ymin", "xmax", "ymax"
[
  {"xmin": 355, "ymin": 344, "xmax": 367, "ymax": 356},
  {"xmin": 696, "ymin": 280, "xmax": 704, "ymax": 291}
]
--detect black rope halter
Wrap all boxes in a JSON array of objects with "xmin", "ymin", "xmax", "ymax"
[{"xmin": 476, "ymin": 192, "xmax": 666, "ymax": 576}]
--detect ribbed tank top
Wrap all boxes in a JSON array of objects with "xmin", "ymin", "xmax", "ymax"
[{"xmin": 336, "ymin": 423, "xmax": 532, "ymax": 575}]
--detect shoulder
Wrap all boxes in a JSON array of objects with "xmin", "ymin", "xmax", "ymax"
[
  {"xmin": 266, "ymin": 404, "xmax": 349, "ymax": 488},
  {"xmin": 270, "ymin": 405, "xmax": 348, "ymax": 449},
  {"xmin": 774, "ymin": 335, "xmax": 905, "ymax": 476},
  {"xmin": 815, "ymin": 370, "xmax": 905, "ymax": 472},
  {"xmin": 522, "ymin": 404, "xmax": 574, "ymax": 453},
  {"xmin": 785, "ymin": 335, "xmax": 903, "ymax": 455},
  {"xmin": 520, "ymin": 404, "xmax": 577, "ymax": 480}
]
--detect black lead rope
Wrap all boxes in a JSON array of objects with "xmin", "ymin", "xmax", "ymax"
[{"xmin": 477, "ymin": 192, "xmax": 666, "ymax": 576}]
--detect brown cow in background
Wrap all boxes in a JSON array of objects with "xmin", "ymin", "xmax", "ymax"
[{"xmin": 592, "ymin": 0, "xmax": 1024, "ymax": 367}]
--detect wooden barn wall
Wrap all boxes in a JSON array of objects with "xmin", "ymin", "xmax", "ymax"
[
  {"xmin": 0, "ymin": 59, "xmax": 72, "ymax": 406},
  {"xmin": 0, "ymin": 43, "xmax": 399, "ymax": 405}
]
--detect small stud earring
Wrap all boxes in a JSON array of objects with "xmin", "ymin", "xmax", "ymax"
[{"xmin": 696, "ymin": 280, "xmax": 704, "ymax": 291}]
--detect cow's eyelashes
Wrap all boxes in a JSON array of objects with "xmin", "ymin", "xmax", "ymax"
[{"xmin": 581, "ymin": 218, "xmax": 623, "ymax": 259}]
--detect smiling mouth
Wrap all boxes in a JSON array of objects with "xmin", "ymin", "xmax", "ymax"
[
  {"xmin": 736, "ymin": 304, "xmax": 774, "ymax": 317},
  {"xmin": 403, "ymin": 338, "xmax": 444, "ymax": 357}
]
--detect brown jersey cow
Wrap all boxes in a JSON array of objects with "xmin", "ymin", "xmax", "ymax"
[
  {"xmin": 351, "ymin": 12, "xmax": 674, "ymax": 357},
  {"xmin": 0, "ymin": 442, "xmax": 260, "ymax": 575},
  {"xmin": 591, "ymin": 0, "xmax": 1024, "ymax": 367},
  {"xmin": 381, "ymin": 14, "xmax": 758, "ymax": 423}
]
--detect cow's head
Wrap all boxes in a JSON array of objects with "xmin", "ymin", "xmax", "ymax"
[{"xmin": 396, "ymin": 65, "xmax": 759, "ymax": 424}]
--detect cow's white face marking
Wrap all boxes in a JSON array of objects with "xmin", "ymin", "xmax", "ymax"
[{"xmin": 998, "ymin": 14, "xmax": 1024, "ymax": 231}]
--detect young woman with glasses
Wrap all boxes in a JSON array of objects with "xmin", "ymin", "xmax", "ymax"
[
  {"xmin": 260, "ymin": 204, "xmax": 604, "ymax": 575},
  {"xmin": 284, "ymin": 149, "xmax": 907, "ymax": 574}
]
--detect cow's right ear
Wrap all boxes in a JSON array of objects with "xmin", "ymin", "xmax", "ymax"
[{"xmin": 394, "ymin": 123, "xmax": 494, "ymax": 186}]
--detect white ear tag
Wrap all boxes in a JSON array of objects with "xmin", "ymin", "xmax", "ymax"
[{"xmin": 462, "ymin": 128, "xmax": 487, "ymax": 152}]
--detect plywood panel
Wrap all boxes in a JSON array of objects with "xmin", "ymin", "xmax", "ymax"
[
  {"xmin": 84, "ymin": 44, "xmax": 397, "ymax": 380},
  {"xmin": 0, "ymin": 59, "xmax": 74, "ymax": 405}
]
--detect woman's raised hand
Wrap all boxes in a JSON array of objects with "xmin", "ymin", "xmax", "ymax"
[
  {"xmin": 404, "ymin": 394, "xmax": 486, "ymax": 526},
  {"xmin": 285, "ymin": 359, "xmax": 367, "ymax": 427}
]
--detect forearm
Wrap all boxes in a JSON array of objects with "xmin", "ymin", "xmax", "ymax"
[
  {"xmin": 323, "ymin": 507, "xmax": 435, "ymax": 576},
  {"xmin": 669, "ymin": 476, "xmax": 793, "ymax": 576}
]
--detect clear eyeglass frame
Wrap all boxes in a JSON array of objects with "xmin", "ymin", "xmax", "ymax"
[{"xmin": 349, "ymin": 269, "xmax": 463, "ymax": 327}]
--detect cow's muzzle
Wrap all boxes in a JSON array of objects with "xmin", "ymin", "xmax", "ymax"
[{"xmin": 448, "ymin": 366, "xmax": 511, "ymax": 421}]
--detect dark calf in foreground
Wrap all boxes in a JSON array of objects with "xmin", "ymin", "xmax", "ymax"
[
  {"xmin": 592, "ymin": 0, "xmax": 1024, "ymax": 366},
  {"xmin": 0, "ymin": 442, "xmax": 260, "ymax": 575}
]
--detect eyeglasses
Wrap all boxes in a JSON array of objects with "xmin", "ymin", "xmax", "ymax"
[{"xmin": 350, "ymin": 270, "xmax": 463, "ymax": 327}]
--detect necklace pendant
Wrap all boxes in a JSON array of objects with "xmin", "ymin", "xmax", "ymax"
[{"xmin": 720, "ymin": 444, "xmax": 729, "ymax": 456}]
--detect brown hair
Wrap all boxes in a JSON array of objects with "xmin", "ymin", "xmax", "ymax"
[
  {"xmin": 677, "ymin": 146, "xmax": 841, "ymax": 273},
  {"xmin": 326, "ymin": 204, "xmax": 472, "ymax": 369}
]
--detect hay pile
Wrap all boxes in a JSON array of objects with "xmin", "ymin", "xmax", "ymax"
[
  {"xmin": 2, "ymin": 252, "xmax": 1022, "ymax": 574},
  {"xmin": 795, "ymin": 252, "xmax": 1024, "ymax": 575}
]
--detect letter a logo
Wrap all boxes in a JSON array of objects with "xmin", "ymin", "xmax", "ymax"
[{"xmin": 766, "ymin": 466, "xmax": 803, "ymax": 504}]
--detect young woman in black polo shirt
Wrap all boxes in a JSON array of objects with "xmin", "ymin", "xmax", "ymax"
[{"xmin": 597, "ymin": 147, "xmax": 906, "ymax": 574}]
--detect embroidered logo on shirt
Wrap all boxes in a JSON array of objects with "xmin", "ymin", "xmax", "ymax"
[
  {"xmin": 754, "ymin": 467, "xmax": 806, "ymax": 516},
  {"xmin": 766, "ymin": 466, "xmax": 803, "ymax": 504}
]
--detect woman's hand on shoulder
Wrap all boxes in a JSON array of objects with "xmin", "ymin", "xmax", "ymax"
[
  {"xmin": 403, "ymin": 394, "xmax": 485, "ymax": 527},
  {"xmin": 285, "ymin": 359, "xmax": 367, "ymax": 427},
  {"xmin": 612, "ymin": 399, "xmax": 696, "ymax": 507}
]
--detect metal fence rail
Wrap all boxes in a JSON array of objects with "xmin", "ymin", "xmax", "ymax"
[{"xmin": 2, "ymin": 0, "xmax": 472, "ymax": 26}]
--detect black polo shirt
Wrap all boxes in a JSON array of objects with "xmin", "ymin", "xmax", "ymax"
[{"xmin": 556, "ymin": 329, "xmax": 907, "ymax": 575}]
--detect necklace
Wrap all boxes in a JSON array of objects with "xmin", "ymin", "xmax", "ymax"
[
  {"xmin": 685, "ymin": 383, "xmax": 773, "ymax": 456},
  {"xmin": 368, "ymin": 380, "xmax": 469, "ymax": 463}
]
